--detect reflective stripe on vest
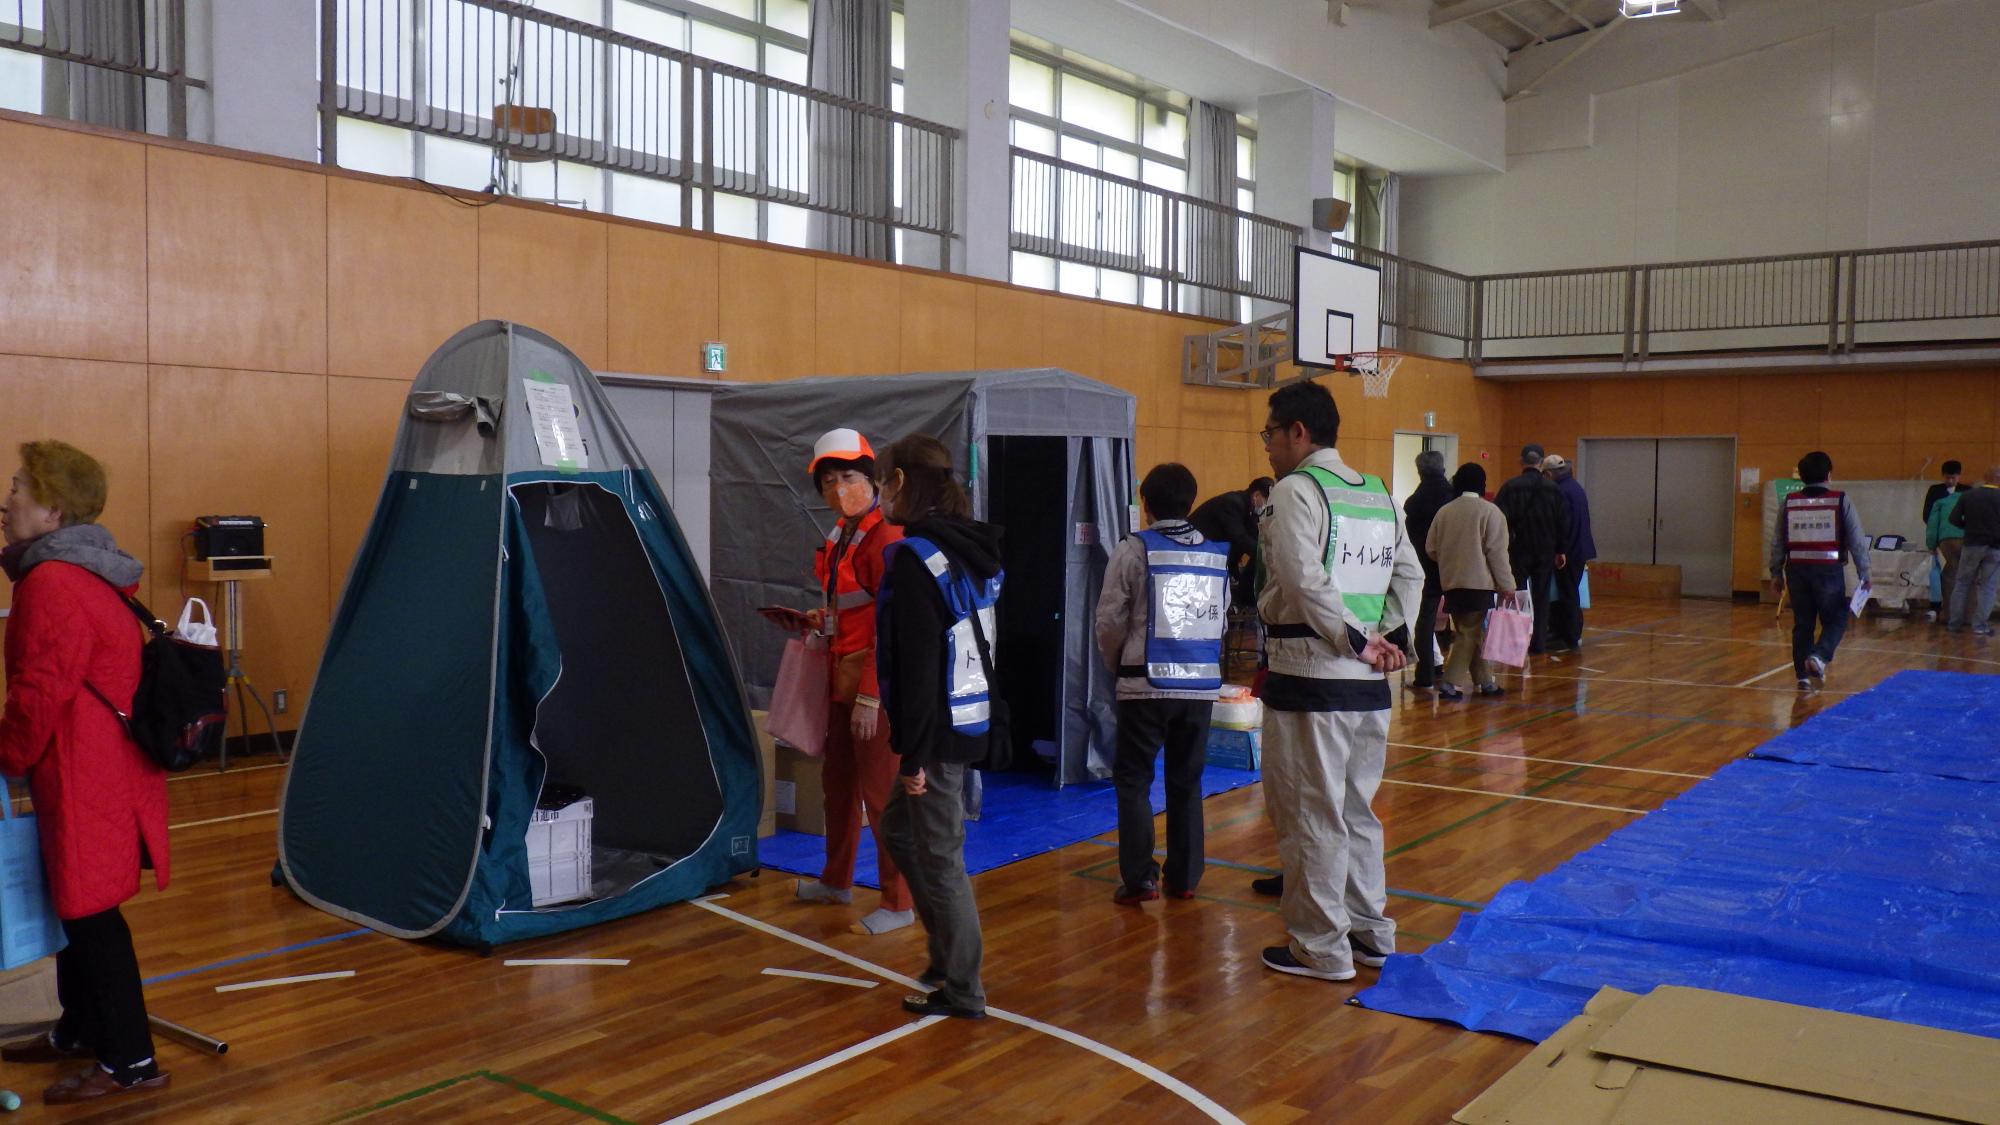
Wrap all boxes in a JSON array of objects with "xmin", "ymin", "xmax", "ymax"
[
  {"xmin": 1784, "ymin": 491, "xmax": 1844, "ymax": 566},
  {"xmin": 1138, "ymin": 529, "xmax": 1228, "ymax": 690},
  {"xmin": 898, "ymin": 537, "xmax": 1004, "ymax": 736},
  {"xmin": 1294, "ymin": 465, "xmax": 1398, "ymax": 627},
  {"xmin": 816, "ymin": 507, "xmax": 887, "ymax": 639}
]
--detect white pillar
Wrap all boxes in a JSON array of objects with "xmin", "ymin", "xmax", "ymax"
[
  {"xmin": 903, "ymin": 0, "xmax": 1010, "ymax": 280},
  {"xmin": 207, "ymin": 0, "xmax": 320, "ymax": 163},
  {"xmin": 1256, "ymin": 87, "xmax": 1337, "ymax": 256}
]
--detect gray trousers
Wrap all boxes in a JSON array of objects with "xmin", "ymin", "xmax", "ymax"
[
  {"xmin": 1949, "ymin": 543, "xmax": 2000, "ymax": 627},
  {"xmin": 881, "ymin": 761, "xmax": 985, "ymax": 1010},
  {"xmin": 1262, "ymin": 706, "xmax": 1396, "ymax": 974}
]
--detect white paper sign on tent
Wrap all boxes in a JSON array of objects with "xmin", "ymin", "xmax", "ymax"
[{"xmin": 523, "ymin": 376, "xmax": 589, "ymax": 471}]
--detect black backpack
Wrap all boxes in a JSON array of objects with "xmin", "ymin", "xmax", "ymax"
[{"xmin": 85, "ymin": 589, "xmax": 228, "ymax": 772}]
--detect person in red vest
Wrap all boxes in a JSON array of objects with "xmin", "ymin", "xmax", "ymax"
[
  {"xmin": 1770, "ymin": 451, "xmax": 1871, "ymax": 691},
  {"xmin": 786, "ymin": 429, "xmax": 915, "ymax": 934}
]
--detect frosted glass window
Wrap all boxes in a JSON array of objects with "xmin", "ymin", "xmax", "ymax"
[
  {"xmin": 516, "ymin": 161, "xmax": 607, "ymax": 211},
  {"xmin": 711, "ymin": 191, "xmax": 758, "ymax": 238},
  {"xmin": 337, "ymin": 119, "xmax": 416, "ymax": 178},
  {"xmin": 1009, "ymin": 56, "xmax": 1054, "ymax": 116},
  {"xmin": 686, "ymin": 0, "xmax": 755, "ymax": 18},
  {"xmin": 0, "ymin": 48, "xmax": 42, "ymax": 115},
  {"xmin": 1100, "ymin": 269, "xmax": 1138, "ymax": 305},
  {"xmin": 1143, "ymin": 109, "xmax": 1186, "ymax": 156},
  {"xmin": 765, "ymin": 0, "xmax": 809, "ymax": 37},
  {"xmin": 1011, "ymin": 121, "xmax": 1055, "ymax": 156},
  {"xmin": 1236, "ymin": 134, "xmax": 1254, "ymax": 178},
  {"xmin": 1060, "ymin": 75, "xmax": 1136, "ymax": 142},
  {"xmin": 766, "ymin": 203, "xmax": 810, "ymax": 248},
  {"xmin": 613, "ymin": 1, "xmax": 688, "ymax": 49},
  {"xmin": 1059, "ymin": 135, "xmax": 1098, "ymax": 167},
  {"xmin": 763, "ymin": 43, "xmax": 806, "ymax": 83},
  {"xmin": 692, "ymin": 21, "xmax": 757, "ymax": 68},
  {"xmin": 1012, "ymin": 253, "xmax": 1056, "ymax": 290},
  {"xmin": 423, "ymin": 134, "xmax": 495, "ymax": 191},
  {"xmin": 536, "ymin": 0, "xmax": 602, "ymax": 23},
  {"xmin": 1142, "ymin": 277, "xmax": 1164, "ymax": 308},
  {"xmin": 1237, "ymin": 187, "xmax": 1254, "ymax": 211},
  {"xmin": 890, "ymin": 81, "xmax": 903, "ymax": 112},
  {"xmin": 1141, "ymin": 160, "xmax": 1185, "ymax": 193},
  {"xmin": 1101, "ymin": 148, "xmax": 1138, "ymax": 180},
  {"xmin": 611, "ymin": 172, "xmax": 682, "ymax": 225},
  {"xmin": 891, "ymin": 10, "xmax": 905, "ymax": 70},
  {"xmin": 1058, "ymin": 260, "xmax": 1096, "ymax": 297}
]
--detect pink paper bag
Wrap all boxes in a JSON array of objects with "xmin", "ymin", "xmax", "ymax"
[
  {"xmin": 1481, "ymin": 607, "xmax": 1533, "ymax": 668},
  {"xmin": 765, "ymin": 634, "xmax": 831, "ymax": 757}
]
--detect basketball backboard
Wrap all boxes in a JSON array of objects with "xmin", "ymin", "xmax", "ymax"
[{"xmin": 1292, "ymin": 247, "xmax": 1380, "ymax": 370}]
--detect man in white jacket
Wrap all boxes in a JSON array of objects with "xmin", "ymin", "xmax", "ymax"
[{"xmin": 1255, "ymin": 379, "xmax": 1424, "ymax": 981}]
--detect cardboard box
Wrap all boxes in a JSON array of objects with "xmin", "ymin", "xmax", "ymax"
[
  {"xmin": 1457, "ymin": 985, "xmax": 2000, "ymax": 1125},
  {"xmin": 751, "ymin": 710, "xmax": 778, "ymax": 839},
  {"xmin": 0, "ymin": 957, "xmax": 59, "ymax": 1042},
  {"xmin": 773, "ymin": 746, "xmax": 826, "ymax": 836},
  {"xmin": 1206, "ymin": 727, "xmax": 1261, "ymax": 771}
]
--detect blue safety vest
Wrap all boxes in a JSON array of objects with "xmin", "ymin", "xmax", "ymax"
[
  {"xmin": 1137, "ymin": 530, "xmax": 1229, "ymax": 690},
  {"xmin": 880, "ymin": 537, "xmax": 1005, "ymax": 735}
]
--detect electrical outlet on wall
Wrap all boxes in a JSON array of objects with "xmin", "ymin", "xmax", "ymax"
[{"xmin": 274, "ymin": 690, "xmax": 289, "ymax": 714}]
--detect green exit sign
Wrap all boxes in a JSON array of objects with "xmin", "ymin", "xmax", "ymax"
[{"xmin": 702, "ymin": 341, "xmax": 727, "ymax": 373}]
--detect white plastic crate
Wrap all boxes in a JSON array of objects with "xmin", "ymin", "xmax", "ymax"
[{"xmin": 527, "ymin": 798, "xmax": 593, "ymax": 907}]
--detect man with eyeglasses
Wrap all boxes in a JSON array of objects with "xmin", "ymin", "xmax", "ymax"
[{"xmin": 1251, "ymin": 380, "xmax": 1423, "ymax": 983}]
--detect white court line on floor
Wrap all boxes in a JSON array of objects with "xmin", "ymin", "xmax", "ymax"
[
  {"xmin": 504, "ymin": 958, "xmax": 630, "ymax": 967},
  {"xmin": 1734, "ymin": 662, "xmax": 1796, "ymax": 688},
  {"xmin": 1495, "ymin": 670, "xmax": 1854, "ymax": 696},
  {"xmin": 659, "ymin": 1016, "xmax": 945, "ymax": 1124},
  {"xmin": 168, "ymin": 762, "xmax": 287, "ymax": 783},
  {"xmin": 1388, "ymin": 741, "xmax": 1707, "ymax": 779},
  {"xmin": 1597, "ymin": 627, "xmax": 2000, "ymax": 668},
  {"xmin": 1381, "ymin": 778, "xmax": 1643, "ymax": 814},
  {"xmin": 172, "ymin": 808, "xmax": 278, "ymax": 830},
  {"xmin": 215, "ymin": 970, "xmax": 354, "ymax": 993},
  {"xmin": 1578, "ymin": 666, "xmax": 1608, "ymax": 673},
  {"xmin": 762, "ymin": 967, "xmax": 878, "ymax": 989},
  {"xmin": 689, "ymin": 898, "xmax": 1243, "ymax": 1124}
]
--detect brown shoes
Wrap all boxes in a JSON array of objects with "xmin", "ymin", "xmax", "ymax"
[
  {"xmin": 42, "ymin": 1066, "xmax": 171, "ymax": 1106},
  {"xmin": 0, "ymin": 1032, "xmax": 92, "ymax": 1064}
]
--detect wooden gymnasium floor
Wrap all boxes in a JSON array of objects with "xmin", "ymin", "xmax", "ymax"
[{"xmin": 35, "ymin": 596, "xmax": 1997, "ymax": 1123}]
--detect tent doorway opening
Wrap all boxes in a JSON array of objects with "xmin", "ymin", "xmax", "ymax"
[
  {"xmin": 986, "ymin": 436, "xmax": 1067, "ymax": 776},
  {"xmin": 512, "ymin": 481, "xmax": 724, "ymax": 902}
]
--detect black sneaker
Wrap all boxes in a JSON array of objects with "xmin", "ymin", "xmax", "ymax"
[
  {"xmin": 1250, "ymin": 873, "xmax": 1283, "ymax": 897},
  {"xmin": 903, "ymin": 992, "xmax": 985, "ymax": 1019},
  {"xmin": 1260, "ymin": 946, "xmax": 1355, "ymax": 981},
  {"xmin": 1349, "ymin": 934, "xmax": 1392, "ymax": 968}
]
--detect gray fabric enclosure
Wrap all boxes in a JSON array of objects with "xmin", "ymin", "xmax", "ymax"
[{"xmin": 707, "ymin": 369, "xmax": 1136, "ymax": 786}]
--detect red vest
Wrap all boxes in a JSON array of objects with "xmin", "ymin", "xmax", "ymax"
[
  {"xmin": 813, "ymin": 507, "xmax": 900, "ymax": 700},
  {"xmin": 1783, "ymin": 489, "xmax": 1845, "ymax": 567}
]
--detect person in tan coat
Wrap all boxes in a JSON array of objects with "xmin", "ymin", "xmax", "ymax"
[{"xmin": 1424, "ymin": 463, "xmax": 1519, "ymax": 701}]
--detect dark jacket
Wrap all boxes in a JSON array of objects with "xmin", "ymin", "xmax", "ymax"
[
  {"xmin": 1494, "ymin": 468, "xmax": 1572, "ymax": 575},
  {"xmin": 1402, "ymin": 475, "xmax": 1456, "ymax": 585},
  {"xmin": 1189, "ymin": 490, "xmax": 1260, "ymax": 591},
  {"xmin": 1950, "ymin": 485, "xmax": 2000, "ymax": 548},
  {"xmin": 1924, "ymin": 481, "xmax": 1971, "ymax": 524},
  {"xmin": 1555, "ymin": 473, "xmax": 1597, "ymax": 562},
  {"xmin": 878, "ymin": 513, "xmax": 1006, "ymax": 775}
]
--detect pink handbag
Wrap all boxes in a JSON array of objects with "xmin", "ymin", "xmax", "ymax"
[
  {"xmin": 1481, "ymin": 606, "xmax": 1533, "ymax": 668},
  {"xmin": 765, "ymin": 633, "xmax": 831, "ymax": 757}
]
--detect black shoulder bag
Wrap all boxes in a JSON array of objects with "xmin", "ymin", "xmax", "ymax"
[{"xmin": 86, "ymin": 589, "xmax": 228, "ymax": 772}]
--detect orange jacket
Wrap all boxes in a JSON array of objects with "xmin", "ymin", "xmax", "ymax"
[{"xmin": 814, "ymin": 506, "xmax": 902, "ymax": 703}]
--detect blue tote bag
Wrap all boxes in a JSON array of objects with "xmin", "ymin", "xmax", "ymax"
[{"xmin": 0, "ymin": 777, "xmax": 66, "ymax": 969}]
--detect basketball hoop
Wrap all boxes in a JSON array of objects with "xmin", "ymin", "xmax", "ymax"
[{"xmin": 1336, "ymin": 350, "xmax": 1405, "ymax": 398}]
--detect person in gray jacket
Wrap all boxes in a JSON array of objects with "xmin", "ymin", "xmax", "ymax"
[{"xmin": 1095, "ymin": 463, "xmax": 1224, "ymax": 904}]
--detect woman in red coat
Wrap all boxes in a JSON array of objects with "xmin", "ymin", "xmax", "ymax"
[{"xmin": 0, "ymin": 441, "xmax": 170, "ymax": 1107}]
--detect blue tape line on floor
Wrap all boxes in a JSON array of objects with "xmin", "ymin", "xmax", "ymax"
[{"xmin": 145, "ymin": 928, "xmax": 371, "ymax": 986}]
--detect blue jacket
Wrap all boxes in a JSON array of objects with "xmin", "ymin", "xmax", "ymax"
[{"xmin": 1556, "ymin": 474, "xmax": 1596, "ymax": 562}]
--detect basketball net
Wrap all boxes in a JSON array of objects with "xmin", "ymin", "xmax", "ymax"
[{"xmin": 1336, "ymin": 351, "xmax": 1404, "ymax": 398}]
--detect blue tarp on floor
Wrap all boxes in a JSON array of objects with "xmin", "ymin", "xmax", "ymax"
[
  {"xmin": 1354, "ymin": 669, "xmax": 2000, "ymax": 1042},
  {"xmin": 758, "ymin": 765, "xmax": 1261, "ymax": 887}
]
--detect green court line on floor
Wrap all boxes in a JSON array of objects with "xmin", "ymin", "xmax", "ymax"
[
  {"xmin": 1382, "ymin": 715, "xmax": 1701, "ymax": 862},
  {"xmin": 327, "ymin": 1069, "xmax": 635, "ymax": 1125}
]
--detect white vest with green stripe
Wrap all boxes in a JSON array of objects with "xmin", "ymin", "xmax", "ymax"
[{"xmin": 1263, "ymin": 465, "xmax": 1398, "ymax": 628}]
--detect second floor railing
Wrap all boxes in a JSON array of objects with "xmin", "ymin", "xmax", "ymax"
[
  {"xmin": 324, "ymin": 0, "xmax": 956, "ymax": 261},
  {"xmin": 1, "ymin": 0, "xmax": 203, "ymax": 137}
]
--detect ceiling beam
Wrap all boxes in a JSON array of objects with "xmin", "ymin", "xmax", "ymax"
[
  {"xmin": 1430, "ymin": 0, "xmax": 1540, "ymax": 30},
  {"xmin": 1507, "ymin": 13, "xmax": 1625, "ymax": 101}
]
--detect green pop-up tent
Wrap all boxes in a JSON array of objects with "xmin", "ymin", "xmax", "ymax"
[{"xmin": 279, "ymin": 321, "xmax": 759, "ymax": 947}]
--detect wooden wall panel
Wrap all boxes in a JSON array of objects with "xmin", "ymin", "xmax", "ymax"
[
  {"xmin": 1902, "ymin": 369, "xmax": 1996, "ymax": 446},
  {"xmin": 607, "ymin": 227, "xmax": 720, "ymax": 377},
  {"xmin": 149, "ymin": 366, "xmax": 330, "ymax": 730},
  {"xmin": 813, "ymin": 259, "xmax": 901, "ymax": 376},
  {"xmin": 899, "ymin": 274, "xmax": 977, "ymax": 372},
  {"xmin": 1819, "ymin": 373, "xmax": 1907, "ymax": 446},
  {"xmin": 479, "ymin": 203, "xmax": 609, "ymax": 369},
  {"xmin": 1093, "ymin": 306, "xmax": 1159, "ymax": 426},
  {"xmin": 147, "ymin": 148, "xmax": 328, "ymax": 374},
  {"xmin": 1660, "ymin": 376, "xmax": 1740, "ymax": 436},
  {"xmin": 717, "ymin": 243, "xmax": 815, "ymax": 380},
  {"xmin": 1038, "ymin": 296, "xmax": 1102, "ymax": 377},
  {"xmin": 1735, "ymin": 375, "xmax": 1819, "ymax": 444},
  {"xmin": 0, "ymin": 356, "xmax": 152, "ymax": 611},
  {"xmin": 327, "ymin": 178, "xmax": 479, "ymax": 381},
  {"xmin": 1586, "ymin": 378, "xmax": 1664, "ymax": 436},
  {"xmin": 973, "ymin": 286, "xmax": 1045, "ymax": 370},
  {"xmin": 326, "ymin": 376, "xmax": 412, "ymax": 608},
  {"xmin": 0, "ymin": 121, "xmax": 147, "ymax": 363}
]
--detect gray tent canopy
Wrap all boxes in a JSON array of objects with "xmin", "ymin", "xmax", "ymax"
[{"xmin": 708, "ymin": 369, "xmax": 1136, "ymax": 786}]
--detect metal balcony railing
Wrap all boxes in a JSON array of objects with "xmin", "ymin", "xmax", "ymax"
[
  {"xmin": 323, "ymin": 0, "xmax": 956, "ymax": 261},
  {"xmin": 1, "ymin": 0, "xmax": 203, "ymax": 137}
]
